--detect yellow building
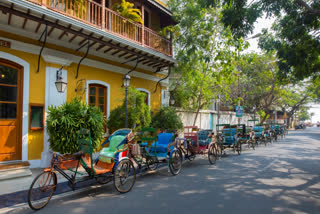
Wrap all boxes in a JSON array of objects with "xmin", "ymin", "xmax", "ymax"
[{"xmin": 0, "ymin": 0, "xmax": 175, "ymax": 168}]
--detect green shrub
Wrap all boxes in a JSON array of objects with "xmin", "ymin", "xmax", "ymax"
[
  {"xmin": 151, "ymin": 107, "xmax": 183, "ymax": 131},
  {"xmin": 46, "ymin": 98, "xmax": 105, "ymax": 154},
  {"xmin": 107, "ymin": 88, "xmax": 151, "ymax": 133}
]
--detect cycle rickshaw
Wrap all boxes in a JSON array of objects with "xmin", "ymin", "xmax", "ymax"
[
  {"xmin": 28, "ymin": 128, "xmax": 136, "ymax": 210},
  {"xmin": 216, "ymin": 124, "xmax": 242, "ymax": 156},
  {"xmin": 129, "ymin": 127, "xmax": 182, "ymax": 175},
  {"xmin": 174, "ymin": 126, "xmax": 218, "ymax": 165}
]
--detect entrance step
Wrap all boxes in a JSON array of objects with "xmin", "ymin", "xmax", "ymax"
[{"xmin": 0, "ymin": 161, "xmax": 32, "ymax": 181}]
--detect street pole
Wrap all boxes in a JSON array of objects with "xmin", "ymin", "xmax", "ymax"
[
  {"xmin": 238, "ymin": 72, "xmax": 240, "ymax": 125},
  {"xmin": 217, "ymin": 95, "xmax": 220, "ymax": 133},
  {"xmin": 125, "ymin": 86, "xmax": 128, "ymax": 128}
]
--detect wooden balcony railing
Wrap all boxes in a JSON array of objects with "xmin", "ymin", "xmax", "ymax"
[{"xmin": 26, "ymin": 0, "xmax": 173, "ymax": 56}]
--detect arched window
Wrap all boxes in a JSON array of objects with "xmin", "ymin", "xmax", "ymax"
[
  {"xmin": 137, "ymin": 88, "xmax": 150, "ymax": 107},
  {"xmin": 88, "ymin": 84, "xmax": 107, "ymax": 116}
]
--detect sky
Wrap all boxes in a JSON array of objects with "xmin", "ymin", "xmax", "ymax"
[{"xmin": 246, "ymin": 16, "xmax": 320, "ymax": 123}]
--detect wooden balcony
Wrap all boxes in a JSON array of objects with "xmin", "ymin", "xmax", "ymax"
[{"xmin": 27, "ymin": 0, "xmax": 173, "ymax": 56}]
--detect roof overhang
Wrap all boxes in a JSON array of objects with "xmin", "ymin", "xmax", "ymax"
[{"xmin": 0, "ymin": 0, "xmax": 176, "ymax": 72}]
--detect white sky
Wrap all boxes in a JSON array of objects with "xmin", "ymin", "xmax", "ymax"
[{"xmin": 246, "ymin": 16, "xmax": 320, "ymax": 123}]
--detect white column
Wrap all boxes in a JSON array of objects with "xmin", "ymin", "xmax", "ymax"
[{"xmin": 41, "ymin": 67, "xmax": 67, "ymax": 167}]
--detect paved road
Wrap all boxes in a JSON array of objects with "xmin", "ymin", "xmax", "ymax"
[{"xmin": 7, "ymin": 127, "xmax": 320, "ymax": 214}]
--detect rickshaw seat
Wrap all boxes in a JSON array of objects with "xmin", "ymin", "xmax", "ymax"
[
  {"xmin": 99, "ymin": 135, "xmax": 126, "ymax": 164},
  {"xmin": 150, "ymin": 133, "xmax": 174, "ymax": 153},
  {"xmin": 198, "ymin": 130, "xmax": 211, "ymax": 146}
]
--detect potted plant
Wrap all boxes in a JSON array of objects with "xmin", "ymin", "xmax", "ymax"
[{"xmin": 112, "ymin": 0, "xmax": 143, "ymax": 39}]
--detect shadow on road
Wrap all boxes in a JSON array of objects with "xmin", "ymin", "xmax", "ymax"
[{"xmin": 8, "ymin": 128, "xmax": 320, "ymax": 214}]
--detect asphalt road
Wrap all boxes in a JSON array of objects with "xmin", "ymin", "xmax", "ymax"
[{"xmin": 8, "ymin": 127, "xmax": 320, "ymax": 214}]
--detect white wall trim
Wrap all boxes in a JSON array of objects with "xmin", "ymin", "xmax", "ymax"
[
  {"xmin": 136, "ymin": 88, "xmax": 151, "ymax": 107},
  {"xmin": 0, "ymin": 36, "xmax": 166, "ymax": 83},
  {"xmin": 86, "ymin": 80, "xmax": 111, "ymax": 119},
  {"xmin": 42, "ymin": 54, "xmax": 72, "ymax": 66},
  {"xmin": 28, "ymin": 159, "xmax": 41, "ymax": 168},
  {"xmin": 0, "ymin": 51, "xmax": 30, "ymax": 162}
]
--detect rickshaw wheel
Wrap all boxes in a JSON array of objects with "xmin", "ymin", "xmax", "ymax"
[
  {"xmin": 146, "ymin": 156, "xmax": 158, "ymax": 170},
  {"xmin": 96, "ymin": 175, "xmax": 112, "ymax": 184},
  {"xmin": 237, "ymin": 142, "xmax": 242, "ymax": 155},
  {"xmin": 28, "ymin": 171, "xmax": 57, "ymax": 210},
  {"xmin": 186, "ymin": 149, "xmax": 196, "ymax": 161},
  {"xmin": 113, "ymin": 159, "xmax": 136, "ymax": 193},
  {"xmin": 169, "ymin": 150, "xmax": 182, "ymax": 176},
  {"xmin": 208, "ymin": 144, "xmax": 217, "ymax": 164}
]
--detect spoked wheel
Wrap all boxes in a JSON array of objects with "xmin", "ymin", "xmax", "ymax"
[
  {"xmin": 186, "ymin": 149, "xmax": 196, "ymax": 161},
  {"xmin": 237, "ymin": 142, "xmax": 242, "ymax": 155},
  {"xmin": 146, "ymin": 156, "xmax": 158, "ymax": 170},
  {"xmin": 113, "ymin": 159, "xmax": 136, "ymax": 193},
  {"xmin": 28, "ymin": 171, "xmax": 57, "ymax": 210},
  {"xmin": 96, "ymin": 175, "xmax": 112, "ymax": 184},
  {"xmin": 208, "ymin": 144, "xmax": 217, "ymax": 165},
  {"xmin": 169, "ymin": 150, "xmax": 182, "ymax": 176}
]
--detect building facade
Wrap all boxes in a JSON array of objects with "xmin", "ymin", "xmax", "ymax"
[{"xmin": 0, "ymin": 0, "xmax": 174, "ymax": 168}]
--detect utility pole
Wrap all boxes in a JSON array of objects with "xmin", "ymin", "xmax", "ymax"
[{"xmin": 238, "ymin": 72, "xmax": 240, "ymax": 125}]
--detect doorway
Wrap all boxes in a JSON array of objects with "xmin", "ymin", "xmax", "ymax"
[{"xmin": 0, "ymin": 59, "xmax": 23, "ymax": 162}]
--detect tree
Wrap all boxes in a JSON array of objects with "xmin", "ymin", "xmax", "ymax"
[
  {"xmin": 310, "ymin": 112, "xmax": 315, "ymax": 123},
  {"xmin": 230, "ymin": 53, "xmax": 284, "ymax": 123},
  {"xmin": 168, "ymin": 0, "xmax": 238, "ymax": 125},
  {"xmin": 297, "ymin": 107, "xmax": 311, "ymax": 122},
  {"xmin": 276, "ymin": 82, "xmax": 316, "ymax": 127},
  {"xmin": 107, "ymin": 88, "xmax": 151, "ymax": 133},
  {"xmin": 188, "ymin": 0, "xmax": 320, "ymax": 81}
]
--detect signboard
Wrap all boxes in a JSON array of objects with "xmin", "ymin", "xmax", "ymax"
[
  {"xmin": 284, "ymin": 112, "xmax": 287, "ymax": 118},
  {"xmin": 0, "ymin": 40, "xmax": 11, "ymax": 48},
  {"xmin": 236, "ymin": 106, "xmax": 243, "ymax": 117}
]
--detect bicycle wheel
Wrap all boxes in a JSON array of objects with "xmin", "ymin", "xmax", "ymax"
[
  {"xmin": 113, "ymin": 159, "xmax": 136, "ymax": 193},
  {"xmin": 186, "ymin": 149, "xmax": 196, "ymax": 161},
  {"xmin": 208, "ymin": 144, "xmax": 217, "ymax": 165},
  {"xmin": 237, "ymin": 142, "xmax": 242, "ymax": 155},
  {"xmin": 146, "ymin": 156, "xmax": 158, "ymax": 170},
  {"xmin": 28, "ymin": 171, "xmax": 57, "ymax": 210},
  {"xmin": 169, "ymin": 150, "xmax": 182, "ymax": 175}
]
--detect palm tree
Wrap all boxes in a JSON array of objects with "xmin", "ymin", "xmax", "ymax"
[{"xmin": 113, "ymin": 0, "xmax": 143, "ymax": 24}]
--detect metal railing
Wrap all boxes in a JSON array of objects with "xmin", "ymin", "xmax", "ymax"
[{"xmin": 26, "ymin": 0, "xmax": 172, "ymax": 56}]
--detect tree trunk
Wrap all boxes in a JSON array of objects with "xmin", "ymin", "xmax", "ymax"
[{"xmin": 260, "ymin": 113, "xmax": 269, "ymax": 124}]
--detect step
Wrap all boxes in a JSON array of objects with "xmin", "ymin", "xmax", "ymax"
[
  {"xmin": 0, "ymin": 166, "xmax": 32, "ymax": 181},
  {"xmin": 0, "ymin": 161, "xmax": 30, "ymax": 171}
]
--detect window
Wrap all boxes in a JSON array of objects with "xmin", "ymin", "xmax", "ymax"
[
  {"xmin": 137, "ymin": 88, "xmax": 150, "ymax": 107},
  {"xmin": 141, "ymin": 91, "xmax": 149, "ymax": 106},
  {"xmin": 29, "ymin": 104, "xmax": 44, "ymax": 130},
  {"xmin": 161, "ymin": 89, "xmax": 169, "ymax": 107},
  {"xmin": 0, "ymin": 64, "xmax": 20, "ymax": 119},
  {"xmin": 88, "ymin": 84, "xmax": 107, "ymax": 115}
]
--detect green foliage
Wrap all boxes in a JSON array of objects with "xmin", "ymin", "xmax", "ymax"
[
  {"xmin": 170, "ymin": 0, "xmax": 320, "ymax": 80},
  {"xmin": 151, "ymin": 107, "xmax": 183, "ymax": 131},
  {"xmin": 297, "ymin": 107, "xmax": 311, "ymax": 121},
  {"xmin": 113, "ymin": 0, "xmax": 143, "ymax": 24},
  {"xmin": 46, "ymin": 98, "xmax": 105, "ymax": 154},
  {"xmin": 168, "ymin": 0, "xmax": 239, "ymax": 124},
  {"xmin": 107, "ymin": 88, "xmax": 151, "ymax": 133}
]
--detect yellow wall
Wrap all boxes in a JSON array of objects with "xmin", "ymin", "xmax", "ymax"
[
  {"xmin": 0, "ymin": 34, "xmax": 165, "ymax": 160},
  {"xmin": 66, "ymin": 63, "xmax": 162, "ymax": 111},
  {"xmin": 0, "ymin": 47, "xmax": 45, "ymax": 160}
]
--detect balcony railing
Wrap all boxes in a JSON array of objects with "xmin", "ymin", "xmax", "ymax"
[{"xmin": 26, "ymin": 0, "xmax": 173, "ymax": 56}]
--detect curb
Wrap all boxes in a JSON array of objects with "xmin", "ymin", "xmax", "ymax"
[{"xmin": 0, "ymin": 163, "xmax": 168, "ymax": 213}]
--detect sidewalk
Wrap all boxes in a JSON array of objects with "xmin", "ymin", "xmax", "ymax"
[{"xmin": 0, "ymin": 163, "xmax": 167, "ymax": 211}]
